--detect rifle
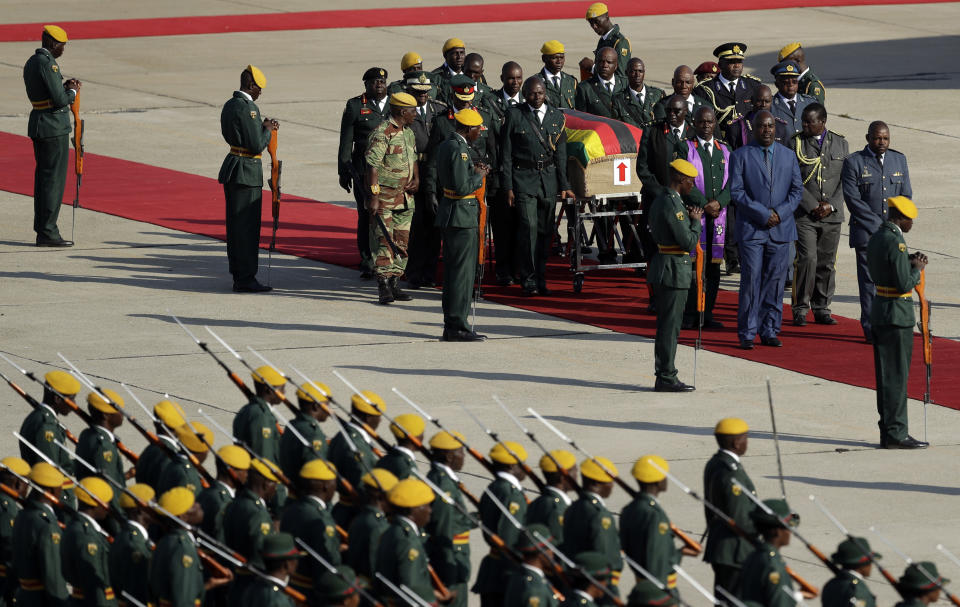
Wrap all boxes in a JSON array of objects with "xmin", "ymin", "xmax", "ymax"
[
  {"xmin": 70, "ymin": 91, "xmax": 84, "ymax": 240},
  {"xmin": 766, "ymin": 378, "xmax": 787, "ymax": 499},
  {"xmin": 915, "ymin": 268, "xmax": 932, "ymax": 442},
  {"xmin": 871, "ymin": 528, "xmax": 960, "ymax": 607},
  {"xmin": 266, "ymin": 130, "xmax": 282, "ymax": 286},
  {"xmin": 197, "ymin": 409, "xmax": 293, "ymax": 490},
  {"xmin": 297, "ymin": 539, "xmax": 385, "ymax": 607},
  {"xmin": 460, "ymin": 402, "xmax": 548, "ymax": 495},
  {"xmin": 0, "ymin": 363, "xmax": 79, "ymax": 446},
  {"xmin": 621, "ymin": 552, "xmax": 696, "ymax": 607},
  {"xmin": 171, "ymin": 314, "xmax": 255, "ymax": 400},
  {"xmin": 693, "ymin": 241, "xmax": 705, "ymax": 386}
]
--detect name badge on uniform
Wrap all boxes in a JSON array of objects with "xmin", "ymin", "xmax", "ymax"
[
  {"xmin": 461, "ymin": 153, "xmax": 468, "ymax": 161},
  {"xmin": 360, "ymin": 109, "xmax": 371, "ymax": 115},
  {"xmin": 893, "ymin": 171, "xmax": 903, "ymax": 177},
  {"xmin": 676, "ymin": 212, "xmax": 685, "ymax": 221},
  {"xmin": 861, "ymin": 170, "xmax": 872, "ymax": 178}
]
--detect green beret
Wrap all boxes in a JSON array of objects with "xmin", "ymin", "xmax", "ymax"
[{"xmin": 315, "ymin": 565, "xmax": 360, "ymax": 602}]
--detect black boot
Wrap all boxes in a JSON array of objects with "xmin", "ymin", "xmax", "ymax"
[
  {"xmin": 377, "ymin": 278, "xmax": 394, "ymax": 305},
  {"xmin": 389, "ymin": 277, "xmax": 412, "ymax": 301}
]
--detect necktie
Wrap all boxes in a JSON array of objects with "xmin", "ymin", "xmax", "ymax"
[
  {"xmin": 509, "ymin": 98, "xmax": 517, "ymax": 107},
  {"xmin": 605, "ymin": 82, "xmax": 613, "ymax": 93},
  {"xmin": 673, "ymin": 128, "xmax": 681, "ymax": 139},
  {"xmin": 764, "ymin": 149, "xmax": 773, "ymax": 180},
  {"xmin": 729, "ymin": 81, "xmax": 736, "ymax": 94},
  {"xmin": 553, "ymin": 76, "xmax": 560, "ymax": 89},
  {"xmin": 788, "ymin": 100, "xmax": 797, "ymax": 115},
  {"xmin": 877, "ymin": 153, "xmax": 884, "ymax": 171},
  {"xmin": 418, "ymin": 107, "xmax": 425, "ymax": 120},
  {"xmin": 704, "ymin": 141, "xmax": 712, "ymax": 156}
]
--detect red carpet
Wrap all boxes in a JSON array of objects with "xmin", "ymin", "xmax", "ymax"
[
  {"xmin": 1, "ymin": 130, "xmax": 956, "ymax": 410},
  {"xmin": 0, "ymin": 0, "xmax": 953, "ymax": 41}
]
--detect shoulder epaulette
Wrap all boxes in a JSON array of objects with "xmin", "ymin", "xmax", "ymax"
[
  {"xmin": 696, "ymin": 77, "xmax": 717, "ymax": 87},
  {"xmin": 887, "ymin": 148, "xmax": 905, "ymax": 156},
  {"xmin": 743, "ymin": 74, "xmax": 763, "ymax": 82},
  {"xmin": 827, "ymin": 129, "xmax": 846, "ymax": 139}
]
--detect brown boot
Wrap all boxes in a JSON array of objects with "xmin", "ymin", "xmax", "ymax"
[
  {"xmin": 389, "ymin": 277, "xmax": 412, "ymax": 301},
  {"xmin": 377, "ymin": 278, "xmax": 394, "ymax": 304}
]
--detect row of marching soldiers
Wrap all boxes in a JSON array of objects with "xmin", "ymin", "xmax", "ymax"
[{"xmin": 0, "ymin": 368, "xmax": 953, "ymax": 607}]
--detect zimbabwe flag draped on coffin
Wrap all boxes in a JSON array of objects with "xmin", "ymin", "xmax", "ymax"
[{"xmin": 562, "ymin": 109, "xmax": 644, "ymax": 197}]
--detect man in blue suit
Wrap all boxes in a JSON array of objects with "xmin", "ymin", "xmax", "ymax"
[{"xmin": 729, "ymin": 111, "xmax": 803, "ymax": 349}]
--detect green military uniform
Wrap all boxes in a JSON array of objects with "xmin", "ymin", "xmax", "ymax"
[
  {"xmin": 0, "ymin": 493, "xmax": 21, "ymax": 607},
  {"xmin": 149, "ymin": 528, "xmax": 205, "ymax": 607},
  {"xmin": 822, "ymin": 571, "xmax": 875, "ymax": 607},
  {"xmin": 435, "ymin": 131, "xmax": 485, "ymax": 334},
  {"xmin": 472, "ymin": 474, "xmax": 528, "ymax": 599},
  {"xmin": 278, "ymin": 495, "xmax": 339, "ymax": 593},
  {"xmin": 799, "ymin": 69, "xmax": 825, "ymax": 104},
  {"xmin": 23, "ymin": 46, "xmax": 75, "ymax": 242},
  {"xmin": 156, "ymin": 456, "xmax": 205, "ymax": 497},
  {"xmin": 197, "ymin": 481, "xmax": 233, "ymax": 540},
  {"xmin": 425, "ymin": 463, "xmax": 475, "ymax": 607},
  {"xmin": 344, "ymin": 503, "xmax": 389, "ymax": 585},
  {"xmin": 109, "ymin": 522, "xmax": 151, "ymax": 607},
  {"xmin": 221, "ymin": 488, "xmax": 274, "ymax": 569},
  {"xmin": 365, "ymin": 116, "xmax": 418, "ymax": 279},
  {"xmin": 867, "ymin": 220, "xmax": 922, "ymax": 444},
  {"xmin": 375, "ymin": 447, "xmax": 418, "ymax": 481},
  {"xmin": 620, "ymin": 493, "xmax": 681, "ymax": 590},
  {"xmin": 647, "ymin": 187, "xmax": 700, "ymax": 385},
  {"xmin": 217, "ymin": 90, "xmax": 272, "ymax": 288},
  {"xmin": 504, "ymin": 565, "xmax": 559, "ymax": 607},
  {"xmin": 76, "ymin": 427, "xmax": 124, "ymax": 507},
  {"xmin": 703, "ymin": 450, "xmax": 757, "ymax": 593},
  {"xmin": 327, "ymin": 424, "xmax": 378, "ymax": 528},
  {"xmin": 562, "ymin": 494, "xmax": 623, "ymax": 598},
  {"xmin": 135, "ymin": 439, "xmax": 174, "ymax": 489},
  {"xmin": 562, "ymin": 590, "xmax": 598, "ymax": 607},
  {"xmin": 62, "ymin": 514, "xmax": 116, "ymax": 607},
  {"xmin": 595, "ymin": 25, "xmax": 632, "ymax": 78},
  {"xmin": 738, "ymin": 541, "xmax": 794, "ymax": 607},
  {"xmin": 277, "ymin": 411, "xmax": 326, "ymax": 483},
  {"xmin": 233, "ymin": 396, "xmax": 279, "ymax": 462},
  {"xmin": 374, "ymin": 516, "xmax": 434, "ymax": 604},
  {"xmin": 539, "ymin": 69, "xmax": 578, "ymax": 109},
  {"xmin": 338, "ymin": 91, "xmax": 390, "ymax": 275},
  {"xmin": 425, "ymin": 106, "xmax": 497, "ymax": 197},
  {"xmin": 525, "ymin": 487, "xmax": 570, "ymax": 546},
  {"xmin": 613, "ymin": 85, "xmax": 666, "ymax": 128},
  {"xmin": 575, "ymin": 76, "xmax": 626, "ymax": 118},
  {"xmin": 19, "ymin": 407, "xmax": 77, "ymax": 512},
  {"xmin": 238, "ymin": 577, "xmax": 294, "ymax": 607},
  {"xmin": 13, "ymin": 499, "xmax": 68, "ymax": 607}
]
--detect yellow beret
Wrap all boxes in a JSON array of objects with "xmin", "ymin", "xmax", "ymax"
[
  {"xmin": 217, "ymin": 445, "xmax": 251, "ymax": 470},
  {"xmin": 43, "ymin": 25, "xmax": 68, "ymax": 43},
  {"xmin": 454, "ymin": 108, "xmax": 483, "ymax": 127},
  {"xmin": 715, "ymin": 417, "xmax": 749, "ymax": 435},
  {"xmin": 87, "ymin": 388, "xmax": 124, "ymax": 414},
  {"xmin": 442, "ymin": 38, "xmax": 465, "ymax": 54},
  {"xmin": 585, "ymin": 2, "xmax": 609, "ymax": 19},
  {"xmin": 631, "ymin": 454, "xmax": 668, "ymax": 483},
  {"xmin": 581, "ymin": 456, "xmax": 618, "ymax": 483},
  {"xmin": 300, "ymin": 459, "xmax": 336, "ymax": 481},
  {"xmin": 250, "ymin": 458, "xmax": 281, "ymax": 482},
  {"xmin": 45, "ymin": 370, "xmax": 80, "ymax": 396},
  {"xmin": 351, "ymin": 391, "xmax": 385, "ymax": 416},
  {"xmin": 887, "ymin": 196, "xmax": 918, "ymax": 219},
  {"xmin": 1, "ymin": 457, "xmax": 31, "ymax": 477},
  {"xmin": 296, "ymin": 381, "xmax": 330, "ymax": 404},
  {"xmin": 175, "ymin": 422, "xmax": 213, "ymax": 453},
  {"xmin": 246, "ymin": 64, "xmax": 267, "ymax": 89},
  {"xmin": 540, "ymin": 40, "xmax": 565, "ymax": 55},
  {"xmin": 778, "ymin": 42, "xmax": 803, "ymax": 62},
  {"xmin": 119, "ymin": 483, "xmax": 155, "ymax": 509},
  {"xmin": 76, "ymin": 476, "xmax": 114, "ymax": 507},
  {"xmin": 252, "ymin": 365, "xmax": 285, "ymax": 387},
  {"xmin": 361, "ymin": 468, "xmax": 399, "ymax": 492},
  {"xmin": 154, "ymin": 400, "xmax": 187, "ymax": 429},
  {"xmin": 158, "ymin": 487, "xmax": 195, "ymax": 516},
  {"xmin": 387, "ymin": 478, "xmax": 435, "ymax": 508},
  {"xmin": 29, "ymin": 462, "xmax": 66, "ymax": 488},
  {"xmin": 390, "ymin": 413, "xmax": 425, "ymax": 439},
  {"xmin": 669, "ymin": 159, "xmax": 699, "ymax": 178},
  {"xmin": 401, "ymin": 51, "xmax": 422, "ymax": 71},
  {"xmin": 390, "ymin": 92, "xmax": 418, "ymax": 108},
  {"xmin": 540, "ymin": 450, "xmax": 576, "ymax": 473},
  {"xmin": 429, "ymin": 431, "xmax": 466, "ymax": 451},
  {"xmin": 490, "ymin": 441, "xmax": 527, "ymax": 465}
]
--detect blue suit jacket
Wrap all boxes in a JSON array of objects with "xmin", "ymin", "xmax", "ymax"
[
  {"xmin": 729, "ymin": 141, "xmax": 804, "ymax": 244},
  {"xmin": 841, "ymin": 146, "xmax": 911, "ymax": 248},
  {"xmin": 769, "ymin": 93, "xmax": 816, "ymax": 137}
]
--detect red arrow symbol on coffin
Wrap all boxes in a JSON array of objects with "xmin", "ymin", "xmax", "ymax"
[{"xmin": 616, "ymin": 161, "xmax": 628, "ymax": 182}]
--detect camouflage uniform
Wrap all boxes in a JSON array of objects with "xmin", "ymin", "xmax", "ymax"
[{"xmin": 365, "ymin": 117, "xmax": 417, "ymax": 278}]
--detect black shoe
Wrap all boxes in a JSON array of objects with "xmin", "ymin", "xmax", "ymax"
[
  {"xmin": 537, "ymin": 286, "xmax": 551, "ymax": 296},
  {"xmin": 36, "ymin": 237, "xmax": 74, "ymax": 247},
  {"xmin": 760, "ymin": 337, "xmax": 782, "ymax": 347},
  {"xmin": 883, "ymin": 435, "xmax": 929, "ymax": 449},
  {"xmin": 793, "ymin": 315, "xmax": 807, "ymax": 327},
  {"xmin": 864, "ymin": 335, "xmax": 874, "ymax": 345},
  {"xmin": 420, "ymin": 279, "xmax": 436, "ymax": 288},
  {"xmin": 681, "ymin": 320, "xmax": 697, "ymax": 331},
  {"xmin": 521, "ymin": 287, "xmax": 538, "ymax": 297},
  {"xmin": 704, "ymin": 320, "xmax": 724, "ymax": 329},
  {"xmin": 654, "ymin": 379, "xmax": 695, "ymax": 392},
  {"xmin": 233, "ymin": 281, "xmax": 272, "ymax": 293},
  {"xmin": 725, "ymin": 262, "xmax": 740, "ymax": 275},
  {"xmin": 497, "ymin": 276, "xmax": 514, "ymax": 286},
  {"xmin": 389, "ymin": 277, "xmax": 412, "ymax": 301},
  {"xmin": 739, "ymin": 340, "xmax": 754, "ymax": 350},
  {"xmin": 815, "ymin": 314, "xmax": 838, "ymax": 325},
  {"xmin": 645, "ymin": 304, "xmax": 657, "ymax": 315},
  {"xmin": 377, "ymin": 278, "xmax": 394, "ymax": 304},
  {"xmin": 406, "ymin": 278, "xmax": 422, "ymax": 290},
  {"xmin": 441, "ymin": 329, "xmax": 486, "ymax": 342}
]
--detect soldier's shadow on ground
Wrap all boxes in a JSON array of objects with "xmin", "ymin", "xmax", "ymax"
[{"xmin": 777, "ymin": 475, "xmax": 960, "ymax": 495}]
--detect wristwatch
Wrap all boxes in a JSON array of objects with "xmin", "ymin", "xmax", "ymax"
[{"xmin": 370, "ymin": 184, "xmax": 381, "ymax": 195}]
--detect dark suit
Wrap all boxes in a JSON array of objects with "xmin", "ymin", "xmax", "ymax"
[
  {"xmin": 574, "ymin": 75, "xmax": 625, "ymax": 118},
  {"xmin": 694, "ymin": 75, "xmax": 764, "ymax": 130},
  {"xmin": 488, "ymin": 89, "xmax": 524, "ymax": 281},
  {"xmin": 729, "ymin": 142, "xmax": 803, "ymax": 342},
  {"xmin": 654, "ymin": 94, "xmax": 710, "ymax": 128},
  {"xmin": 769, "ymin": 93, "xmax": 816, "ymax": 137},
  {"xmin": 538, "ymin": 68, "xmax": 578, "ymax": 109},
  {"xmin": 406, "ymin": 99, "xmax": 448, "ymax": 286},
  {"xmin": 612, "ymin": 85, "xmax": 665, "ymax": 128}
]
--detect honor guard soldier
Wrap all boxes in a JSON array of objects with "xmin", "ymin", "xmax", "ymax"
[
  {"xmin": 110, "ymin": 484, "xmax": 155, "ymax": 607},
  {"xmin": 777, "ymin": 43, "xmax": 825, "ymax": 104},
  {"xmin": 374, "ymin": 478, "xmax": 440, "ymax": 605},
  {"xmin": 894, "ymin": 563, "xmax": 949, "ymax": 607},
  {"xmin": 575, "ymin": 47, "xmax": 624, "ymax": 118},
  {"xmin": 344, "ymin": 469, "xmax": 397, "ymax": 587},
  {"xmin": 503, "ymin": 524, "xmax": 559, "ymax": 607},
  {"xmin": 222, "ymin": 459, "xmax": 279, "ymax": 574},
  {"xmin": 562, "ymin": 552, "xmax": 613, "ymax": 607},
  {"xmin": 769, "ymin": 60, "xmax": 815, "ymax": 137},
  {"xmin": 157, "ymin": 422, "xmax": 212, "ymax": 496},
  {"xmin": 694, "ymin": 43, "xmax": 763, "ymax": 132},
  {"xmin": 197, "ymin": 445, "xmax": 250, "ymax": 538},
  {"xmin": 426, "ymin": 431, "xmax": 476, "ymax": 607},
  {"xmin": 737, "ymin": 499, "xmax": 801, "ymax": 607},
  {"xmin": 240, "ymin": 533, "xmax": 303, "ymax": 607},
  {"xmin": 19, "ymin": 370, "xmax": 79, "ymax": 511},
  {"xmin": 135, "ymin": 399, "xmax": 187, "ymax": 488},
  {"xmin": 563, "ymin": 457, "xmax": 623, "ymax": 599},
  {"xmin": 149, "ymin": 488, "xmax": 212, "ymax": 607},
  {"xmin": 13, "ymin": 463, "xmax": 69, "ymax": 607},
  {"xmin": 24, "ymin": 25, "xmax": 80, "ymax": 247},
  {"xmin": 278, "ymin": 380, "xmax": 330, "ymax": 482},
  {"xmin": 218, "ymin": 65, "xmax": 277, "ymax": 293},
  {"xmin": 648, "ymin": 159, "xmax": 702, "ymax": 392},
  {"xmin": 703, "ymin": 418, "xmax": 757, "ymax": 597},
  {"xmin": 279, "ymin": 459, "xmax": 340, "ymax": 595},
  {"xmin": 821, "ymin": 537, "xmax": 879, "ymax": 607},
  {"xmin": 0, "ymin": 458, "xmax": 29, "ymax": 607},
  {"xmin": 315, "ymin": 565, "xmax": 363, "ymax": 607},
  {"xmin": 64, "ymin": 477, "xmax": 116, "ymax": 607},
  {"xmin": 627, "ymin": 581, "xmax": 678, "ymax": 607},
  {"xmin": 326, "ymin": 392, "xmax": 384, "ymax": 528},
  {"xmin": 614, "ymin": 58, "xmax": 666, "ymax": 128},
  {"xmin": 377, "ymin": 414, "xmax": 425, "ymax": 480},
  {"xmin": 526, "ymin": 450, "xmax": 577, "ymax": 545},
  {"xmin": 539, "ymin": 40, "xmax": 578, "ymax": 109},
  {"xmin": 585, "ymin": 3, "xmax": 632, "ymax": 78},
  {"xmin": 433, "ymin": 38, "xmax": 467, "ymax": 103},
  {"xmin": 76, "ymin": 389, "xmax": 126, "ymax": 509},
  {"xmin": 234, "ymin": 366, "xmax": 284, "ymax": 463},
  {"xmin": 867, "ymin": 196, "xmax": 927, "ymax": 449},
  {"xmin": 339, "ymin": 67, "xmax": 390, "ymax": 279},
  {"xmin": 473, "ymin": 442, "xmax": 529, "ymax": 607}
]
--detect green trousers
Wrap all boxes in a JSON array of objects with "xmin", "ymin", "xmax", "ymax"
[
  {"xmin": 441, "ymin": 226, "xmax": 478, "ymax": 333},
  {"xmin": 655, "ymin": 285, "xmax": 689, "ymax": 383},
  {"xmin": 370, "ymin": 204, "xmax": 413, "ymax": 278},
  {"xmin": 873, "ymin": 324, "xmax": 912, "ymax": 442},
  {"xmin": 515, "ymin": 193, "xmax": 556, "ymax": 289},
  {"xmin": 223, "ymin": 183, "xmax": 263, "ymax": 285},
  {"xmin": 684, "ymin": 261, "xmax": 722, "ymax": 326},
  {"xmin": 32, "ymin": 135, "xmax": 69, "ymax": 240}
]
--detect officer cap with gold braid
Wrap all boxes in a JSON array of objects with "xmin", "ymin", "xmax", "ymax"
[
  {"xmin": 87, "ymin": 388, "xmax": 125, "ymax": 414},
  {"xmin": 442, "ymin": 38, "xmax": 465, "ymax": 54},
  {"xmin": 540, "ymin": 40, "xmax": 565, "ymax": 55},
  {"xmin": 581, "ymin": 456, "xmax": 617, "ymax": 483},
  {"xmin": 449, "ymin": 75, "xmax": 476, "ymax": 101},
  {"xmin": 1, "ymin": 456, "xmax": 31, "ymax": 477},
  {"xmin": 244, "ymin": 65, "xmax": 267, "ymax": 89},
  {"xmin": 250, "ymin": 458, "xmax": 281, "ymax": 483},
  {"xmin": 770, "ymin": 60, "xmax": 801, "ymax": 78},
  {"xmin": 490, "ymin": 441, "xmax": 527, "ymax": 464},
  {"xmin": 401, "ymin": 52, "xmax": 422, "ymax": 71},
  {"xmin": 363, "ymin": 67, "xmax": 388, "ymax": 82},
  {"xmin": 351, "ymin": 390, "xmax": 385, "ymax": 415},
  {"xmin": 888, "ymin": 196, "xmax": 918, "ymax": 219},
  {"xmin": 45, "ymin": 370, "xmax": 81, "ymax": 396},
  {"xmin": 539, "ymin": 450, "xmax": 576, "ymax": 473},
  {"xmin": 778, "ymin": 42, "xmax": 803, "ymax": 62},
  {"xmin": 387, "ymin": 478, "xmax": 435, "ymax": 508},
  {"xmin": 713, "ymin": 42, "xmax": 747, "ymax": 60},
  {"xmin": 404, "ymin": 70, "xmax": 433, "ymax": 92},
  {"xmin": 158, "ymin": 487, "xmax": 195, "ymax": 517},
  {"xmin": 300, "ymin": 459, "xmax": 337, "ymax": 481},
  {"xmin": 296, "ymin": 381, "xmax": 330, "ymax": 404},
  {"xmin": 119, "ymin": 483, "xmax": 155, "ymax": 509},
  {"xmin": 43, "ymin": 25, "xmax": 68, "ymax": 43},
  {"xmin": 429, "ymin": 430, "xmax": 466, "ymax": 451},
  {"xmin": 454, "ymin": 108, "xmax": 483, "ymax": 127},
  {"xmin": 390, "ymin": 413, "xmax": 426, "ymax": 439},
  {"xmin": 361, "ymin": 468, "xmax": 399, "ymax": 493},
  {"xmin": 76, "ymin": 476, "xmax": 114, "ymax": 507},
  {"xmin": 390, "ymin": 92, "xmax": 418, "ymax": 108},
  {"xmin": 714, "ymin": 417, "xmax": 749, "ymax": 435},
  {"xmin": 252, "ymin": 365, "xmax": 285, "ymax": 387},
  {"xmin": 669, "ymin": 158, "xmax": 699, "ymax": 178},
  {"xmin": 175, "ymin": 422, "xmax": 213, "ymax": 453},
  {"xmin": 585, "ymin": 2, "xmax": 609, "ymax": 19},
  {"xmin": 29, "ymin": 462, "xmax": 66, "ymax": 488},
  {"xmin": 631, "ymin": 454, "xmax": 668, "ymax": 484},
  {"xmin": 218, "ymin": 445, "xmax": 251, "ymax": 470},
  {"xmin": 154, "ymin": 399, "xmax": 187, "ymax": 429}
]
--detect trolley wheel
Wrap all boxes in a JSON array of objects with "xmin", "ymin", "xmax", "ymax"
[{"xmin": 573, "ymin": 274, "xmax": 584, "ymax": 293}]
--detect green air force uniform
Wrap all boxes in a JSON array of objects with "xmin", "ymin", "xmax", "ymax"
[
  {"xmin": 539, "ymin": 69, "xmax": 578, "ymax": 109},
  {"xmin": 525, "ymin": 487, "xmax": 570, "ymax": 547},
  {"xmin": 563, "ymin": 494, "xmax": 623, "ymax": 597},
  {"xmin": 76, "ymin": 427, "xmax": 124, "ymax": 505},
  {"xmin": 703, "ymin": 451, "xmax": 757, "ymax": 593},
  {"xmin": 0, "ymin": 493, "xmax": 19, "ymax": 607},
  {"xmin": 62, "ymin": 514, "xmax": 116, "ymax": 607},
  {"xmin": 435, "ymin": 131, "xmax": 485, "ymax": 334},
  {"xmin": 504, "ymin": 565, "xmax": 559, "ymax": 607},
  {"xmin": 277, "ymin": 411, "xmax": 326, "ymax": 483},
  {"xmin": 426, "ymin": 463, "xmax": 476, "ymax": 607},
  {"xmin": 197, "ymin": 482, "xmax": 233, "ymax": 539},
  {"xmin": 822, "ymin": 571, "xmax": 875, "ymax": 607},
  {"xmin": 800, "ymin": 69, "xmax": 825, "ymax": 104},
  {"xmin": 109, "ymin": 522, "xmax": 151, "ymax": 607},
  {"xmin": 217, "ymin": 91, "xmax": 272, "ymax": 288},
  {"xmin": 374, "ymin": 516, "xmax": 434, "ymax": 604},
  {"xmin": 13, "ymin": 499, "xmax": 68, "ymax": 607},
  {"xmin": 23, "ymin": 47, "xmax": 75, "ymax": 242},
  {"xmin": 221, "ymin": 488, "xmax": 275, "ymax": 570},
  {"xmin": 647, "ymin": 188, "xmax": 699, "ymax": 386},
  {"xmin": 156, "ymin": 456, "xmax": 205, "ymax": 497},
  {"xmin": 620, "ymin": 493, "xmax": 681, "ymax": 590},
  {"xmin": 595, "ymin": 24, "xmax": 632, "ymax": 78},
  {"xmin": 279, "ymin": 495, "xmax": 339, "ymax": 593},
  {"xmin": 233, "ymin": 396, "xmax": 279, "ymax": 463},
  {"xmin": 473, "ymin": 474, "xmax": 528, "ymax": 598},
  {"xmin": 376, "ymin": 447, "xmax": 418, "ymax": 481},
  {"xmin": 149, "ymin": 528, "xmax": 204, "ymax": 607},
  {"xmin": 867, "ymin": 221, "xmax": 922, "ymax": 444},
  {"xmin": 613, "ymin": 85, "xmax": 666, "ymax": 128},
  {"xmin": 365, "ymin": 117, "xmax": 418, "ymax": 279},
  {"xmin": 737, "ymin": 541, "xmax": 795, "ymax": 607},
  {"xmin": 344, "ymin": 504, "xmax": 389, "ymax": 585}
]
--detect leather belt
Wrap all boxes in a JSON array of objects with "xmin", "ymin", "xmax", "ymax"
[
  {"xmin": 229, "ymin": 146, "xmax": 261, "ymax": 159},
  {"xmin": 31, "ymin": 99, "xmax": 53, "ymax": 110},
  {"xmin": 19, "ymin": 578, "xmax": 44, "ymax": 591},
  {"xmin": 657, "ymin": 245, "xmax": 688, "ymax": 255},
  {"xmin": 443, "ymin": 189, "xmax": 476, "ymax": 200},
  {"xmin": 514, "ymin": 158, "xmax": 554, "ymax": 171},
  {"xmin": 876, "ymin": 286, "xmax": 912, "ymax": 298}
]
